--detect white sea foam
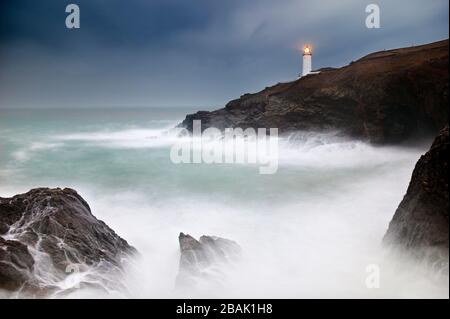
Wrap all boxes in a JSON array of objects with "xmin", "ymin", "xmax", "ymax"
[
  {"xmin": 47, "ymin": 127, "xmax": 423, "ymax": 169},
  {"xmin": 76, "ymin": 156, "xmax": 448, "ymax": 298},
  {"xmin": 12, "ymin": 142, "xmax": 64, "ymax": 162},
  {"xmin": 49, "ymin": 134, "xmax": 445, "ymax": 298},
  {"xmin": 55, "ymin": 126, "xmax": 181, "ymax": 149},
  {"xmin": 1, "ymin": 122, "xmax": 448, "ymax": 298}
]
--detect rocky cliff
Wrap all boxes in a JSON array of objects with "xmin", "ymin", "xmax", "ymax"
[
  {"xmin": 180, "ymin": 39, "xmax": 448, "ymax": 144},
  {"xmin": 0, "ymin": 188, "xmax": 136, "ymax": 295},
  {"xmin": 384, "ymin": 126, "xmax": 449, "ymax": 267}
]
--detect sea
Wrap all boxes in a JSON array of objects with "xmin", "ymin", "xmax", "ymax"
[{"xmin": 0, "ymin": 107, "xmax": 448, "ymax": 298}]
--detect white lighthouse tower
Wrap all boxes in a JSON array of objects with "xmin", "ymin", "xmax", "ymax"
[{"xmin": 302, "ymin": 45, "xmax": 312, "ymax": 76}]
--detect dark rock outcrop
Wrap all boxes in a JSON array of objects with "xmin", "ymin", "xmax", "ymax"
[
  {"xmin": 384, "ymin": 126, "xmax": 449, "ymax": 267},
  {"xmin": 0, "ymin": 237, "xmax": 34, "ymax": 291},
  {"xmin": 176, "ymin": 233, "xmax": 241, "ymax": 288},
  {"xmin": 0, "ymin": 188, "xmax": 136, "ymax": 293},
  {"xmin": 180, "ymin": 40, "xmax": 449, "ymax": 144}
]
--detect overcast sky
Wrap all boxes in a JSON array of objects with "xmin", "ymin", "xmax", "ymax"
[{"xmin": 0, "ymin": 0, "xmax": 448, "ymax": 109}]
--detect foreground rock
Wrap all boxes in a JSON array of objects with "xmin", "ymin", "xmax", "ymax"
[
  {"xmin": 180, "ymin": 40, "xmax": 448, "ymax": 144},
  {"xmin": 0, "ymin": 237, "xmax": 34, "ymax": 291},
  {"xmin": 384, "ymin": 126, "xmax": 449, "ymax": 268},
  {"xmin": 176, "ymin": 233, "xmax": 241, "ymax": 289},
  {"xmin": 0, "ymin": 188, "xmax": 136, "ymax": 295}
]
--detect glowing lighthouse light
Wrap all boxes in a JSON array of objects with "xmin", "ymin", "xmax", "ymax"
[{"xmin": 302, "ymin": 45, "xmax": 312, "ymax": 76}]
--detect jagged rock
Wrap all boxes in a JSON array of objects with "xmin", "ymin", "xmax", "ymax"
[
  {"xmin": 180, "ymin": 40, "xmax": 449, "ymax": 144},
  {"xmin": 0, "ymin": 237, "xmax": 34, "ymax": 291},
  {"xmin": 0, "ymin": 188, "xmax": 136, "ymax": 293},
  {"xmin": 384, "ymin": 126, "xmax": 449, "ymax": 267},
  {"xmin": 176, "ymin": 233, "xmax": 241, "ymax": 288}
]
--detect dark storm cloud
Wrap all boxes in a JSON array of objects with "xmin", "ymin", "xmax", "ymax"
[
  {"xmin": 1, "ymin": 0, "xmax": 214, "ymax": 51},
  {"xmin": 0, "ymin": 0, "xmax": 448, "ymax": 108}
]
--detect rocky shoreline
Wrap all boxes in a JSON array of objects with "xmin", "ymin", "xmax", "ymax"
[
  {"xmin": 180, "ymin": 40, "xmax": 448, "ymax": 144},
  {"xmin": 178, "ymin": 39, "xmax": 449, "ymax": 269},
  {"xmin": 384, "ymin": 126, "xmax": 449, "ymax": 268},
  {"xmin": 0, "ymin": 188, "xmax": 136, "ymax": 296},
  {"xmin": 1, "ymin": 138, "xmax": 448, "ymax": 295}
]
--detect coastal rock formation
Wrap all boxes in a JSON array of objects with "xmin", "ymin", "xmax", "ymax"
[
  {"xmin": 0, "ymin": 188, "xmax": 136, "ymax": 294},
  {"xmin": 180, "ymin": 40, "xmax": 449, "ymax": 144},
  {"xmin": 0, "ymin": 237, "xmax": 34, "ymax": 291},
  {"xmin": 176, "ymin": 233, "xmax": 241, "ymax": 288},
  {"xmin": 384, "ymin": 126, "xmax": 449, "ymax": 267}
]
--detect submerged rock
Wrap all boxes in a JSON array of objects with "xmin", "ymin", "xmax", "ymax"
[
  {"xmin": 176, "ymin": 233, "xmax": 241, "ymax": 289},
  {"xmin": 384, "ymin": 126, "xmax": 449, "ymax": 268},
  {"xmin": 180, "ymin": 40, "xmax": 448, "ymax": 144},
  {"xmin": 0, "ymin": 188, "xmax": 136, "ymax": 294}
]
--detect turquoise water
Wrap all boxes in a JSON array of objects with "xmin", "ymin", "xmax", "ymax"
[{"xmin": 0, "ymin": 108, "xmax": 447, "ymax": 298}]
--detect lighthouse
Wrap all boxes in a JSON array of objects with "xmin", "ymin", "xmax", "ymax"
[{"xmin": 302, "ymin": 45, "xmax": 312, "ymax": 76}]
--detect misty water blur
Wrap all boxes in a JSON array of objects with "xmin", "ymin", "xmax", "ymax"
[{"xmin": 0, "ymin": 108, "xmax": 448, "ymax": 298}]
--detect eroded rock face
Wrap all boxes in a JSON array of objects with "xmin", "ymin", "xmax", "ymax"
[
  {"xmin": 0, "ymin": 237, "xmax": 34, "ymax": 291},
  {"xmin": 0, "ymin": 188, "xmax": 136, "ymax": 294},
  {"xmin": 180, "ymin": 40, "xmax": 449, "ymax": 144},
  {"xmin": 384, "ymin": 126, "xmax": 449, "ymax": 267},
  {"xmin": 176, "ymin": 233, "xmax": 241, "ymax": 289}
]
